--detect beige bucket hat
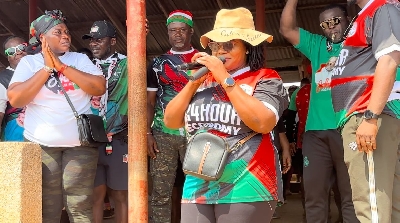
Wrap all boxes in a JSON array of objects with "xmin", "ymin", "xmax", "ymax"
[{"xmin": 200, "ymin": 7, "xmax": 273, "ymax": 49}]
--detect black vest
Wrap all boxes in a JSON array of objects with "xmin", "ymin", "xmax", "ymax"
[{"xmin": 0, "ymin": 69, "xmax": 14, "ymax": 89}]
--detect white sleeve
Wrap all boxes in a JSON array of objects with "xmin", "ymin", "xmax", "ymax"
[
  {"xmin": 0, "ymin": 85, "xmax": 7, "ymax": 113},
  {"xmin": 9, "ymin": 57, "xmax": 35, "ymax": 85},
  {"xmin": 77, "ymin": 53, "xmax": 103, "ymax": 76}
]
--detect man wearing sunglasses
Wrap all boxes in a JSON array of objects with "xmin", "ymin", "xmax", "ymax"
[
  {"xmin": 0, "ymin": 36, "xmax": 27, "ymax": 141},
  {"xmin": 280, "ymin": 2, "xmax": 359, "ymax": 223}
]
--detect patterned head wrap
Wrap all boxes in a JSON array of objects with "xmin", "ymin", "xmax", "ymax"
[
  {"xmin": 166, "ymin": 10, "xmax": 193, "ymax": 27},
  {"xmin": 29, "ymin": 10, "xmax": 66, "ymax": 44}
]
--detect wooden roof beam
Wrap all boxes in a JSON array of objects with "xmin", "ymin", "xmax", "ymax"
[
  {"xmin": 147, "ymin": 3, "xmax": 345, "ymax": 23},
  {"xmin": 0, "ymin": 11, "xmax": 26, "ymax": 38},
  {"xmin": 96, "ymin": 0, "xmax": 127, "ymax": 43},
  {"xmin": 155, "ymin": 0, "xmax": 170, "ymax": 18},
  {"xmin": 0, "ymin": 32, "xmax": 13, "ymax": 37},
  {"xmin": 216, "ymin": 0, "xmax": 227, "ymax": 9}
]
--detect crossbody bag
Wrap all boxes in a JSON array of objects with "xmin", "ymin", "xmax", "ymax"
[
  {"xmin": 183, "ymin": 131, "xmax": 258, "ymax": 181},
  {"xmin": 54, "ymin": 74, "xmax": 109, "ymax": 147}
]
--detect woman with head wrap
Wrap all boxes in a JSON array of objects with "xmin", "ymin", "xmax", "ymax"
[{"xmin": 7, "ymin": 10, "xmax": 106, "ymax": 222}]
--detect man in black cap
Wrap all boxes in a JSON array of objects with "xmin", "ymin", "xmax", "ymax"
[
  {"xmin": 83, "ymin": 20, "xmax": 128, "ymax": 223},
  {"xmin": 83, "ymin": 19, "xmax": 149, "ymax": 223}
]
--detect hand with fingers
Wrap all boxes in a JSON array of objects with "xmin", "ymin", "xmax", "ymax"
[
  {"xmin": 47, "ymin": 46, "xmax": 65, "ymax": 72},
  {"xmin": 282, "ymin": 147, "xmax": 292, "ymax": 174},
  {"xmin": 145, "ymin": 19, "xmax": 150, "ymax": 35},
  {"xmin": 147, "ymin": 133, "xmax": 159, "ymax": 159},
  {"xmin": 193, "ymin": 52, "xmax": 229, "ymax": 85},
  {"xmin": 41, "ymin": 37, "xmax": 55, "ymax": 73},
  {"xmin": 189, "ymin": 52, "xmax": 214, "ymax": 85},
  {"xmin": 356, "ymin": 119, "xmax": 378, "ymax": 153},
  {"xmin": 289, "ymin": 142, "xmax": 296, "ymax": 156}
]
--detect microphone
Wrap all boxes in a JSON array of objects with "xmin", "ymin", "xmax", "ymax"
[
  {"xmin": 176, "ymin": 61, "xmax": 203, "ymax": 71},
  {"xmin": 177, "ymin": 56, "xmax": 226, "ymax": 71},
  {"xmin": 185, "ymin": 56, "xmax": 226, "ymax": 81}
]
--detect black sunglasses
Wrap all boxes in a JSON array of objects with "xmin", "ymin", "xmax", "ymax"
[
  {"xmin": 5, "ymin": 43, "xmax": 27, "ymax": 57},
  {"xmin": 320, "ymin": 17, "xmax": 341, "ymax": 30},
  {"xmin": 207, "ymin": 41, "xmax": 234, "ymax": 52}
]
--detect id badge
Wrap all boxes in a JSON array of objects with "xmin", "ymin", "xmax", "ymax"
[
  {"xmin": 106, "ymin": 135, "xmax": 113, "ymax": 155},
  {"xmin": 106, "ymin": 145, "xmax": 113, "ymax": 155}
]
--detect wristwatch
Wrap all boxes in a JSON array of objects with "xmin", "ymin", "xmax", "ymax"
[
  {"xmin": 362, "ymin": 110, "xmax": 379, "ymax": 120},
  {"xmin": 222, "ymin": 77, "xmax": 235, "ymax": 89},
  {"xmin": 43, "ymin": 66, "xmax": 53, "ymax": 74}
]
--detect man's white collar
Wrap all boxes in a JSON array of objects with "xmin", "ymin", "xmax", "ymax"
[
  {"xmin": 95, "ymin": 52, "xmax": 126, "ymax": 63},
  {"xmin": 170, "ymin": 48, "xmax": 195, "ymax": 55},
  {"xmin": 6, "ymin": 66, "xmax": 14, "ymax": 72}
]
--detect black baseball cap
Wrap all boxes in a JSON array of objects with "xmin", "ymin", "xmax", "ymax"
[{"xmin": 82, "ymin": 20, "xmax": 117, "ymax": 40}]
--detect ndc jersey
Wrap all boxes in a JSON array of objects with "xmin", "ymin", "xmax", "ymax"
[
  {"xmin": 182, "ymin": 67, "xmax": 288, "ymax": 204},
  {"xmin": 331, "ymin": 0, "xmax": 400, "ymax": 126},
  {"xmin": 294, "ymin": 84, "xmax": 311, "ymax": 149},
  {"xmin": 147, "ymin": 48, "xmax": 198, "ymax": 136}
]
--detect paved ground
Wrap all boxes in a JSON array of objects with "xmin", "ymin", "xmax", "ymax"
[
  {"xmin": 103, "ymin": 193, "xmax": 340, "ymax": 223},
  {"xmin": 273, "ymin": 193, "xmax": 340, "ymax": 223}
]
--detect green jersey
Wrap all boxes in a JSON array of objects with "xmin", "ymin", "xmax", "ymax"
[{"xmin": 294, "ymin": 28, "xmax": 342, "ymax": 131}]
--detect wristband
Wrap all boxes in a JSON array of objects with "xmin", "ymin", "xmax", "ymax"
[{"xmin": 59, "ymin": 64, "xmax": 68, "ymax": 74}]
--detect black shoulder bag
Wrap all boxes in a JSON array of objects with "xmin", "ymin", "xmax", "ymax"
[
  {"xmin": 54, "ymin": 74, "xmax": 109, "ymax": 147},
  {"xmin": 183, "ymin": 131, "xmax": 258, "ymax": 181}
]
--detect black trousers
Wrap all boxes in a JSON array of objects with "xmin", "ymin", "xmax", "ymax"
[
  {"xmin": 181, "ymin": 201, "xmax": 277, "ymax": 223},
  {"xmin": 302, "ymin": 130, "xmax": 359, "ymax": 223}
]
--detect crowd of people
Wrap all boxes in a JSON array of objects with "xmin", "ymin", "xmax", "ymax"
[{"xmin": 0, "ymin": 0, "xmax": 399, "ymax": 222}]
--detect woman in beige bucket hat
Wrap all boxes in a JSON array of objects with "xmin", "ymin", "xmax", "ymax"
[{"xmin": 164, "ymin": 7, "xmax": 288, "ymax": 223}]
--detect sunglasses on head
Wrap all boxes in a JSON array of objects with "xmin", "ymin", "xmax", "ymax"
[
  {"xmin": 207, "ymin": 41, "xmax": 234, "ymax": 52},
  {"xmin": 5, "ymin": 43, "xmax": 27, "ymax": 57},
  {"xmin": 320, "ymin": 17, "xmax": 341, "ymax": 30}
]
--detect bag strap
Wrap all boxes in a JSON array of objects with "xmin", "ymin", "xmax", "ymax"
[
  {"xmin": 54, "ymin": 73, "xmax": 79, "ymax": 118},
  {"xmin": 228, "ymin": 132, "xmax": 259, "ymax": 152}
]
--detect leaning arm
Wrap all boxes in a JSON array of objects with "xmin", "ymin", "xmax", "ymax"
[
  {"xmin": 8, "ymin": 69, "xmax": 52, "ymax": 108},
  {"xmin": 60, "ymin": 66, "xmax": 106, "ymax": 96},
  {"xmin": 367, "ymin": 52, "xmax": 400, "ymax": 116}
]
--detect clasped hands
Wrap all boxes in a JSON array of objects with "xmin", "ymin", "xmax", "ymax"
[{"xmin": 41, "ymin": 37, "xmax": 65, "ymax": 73}]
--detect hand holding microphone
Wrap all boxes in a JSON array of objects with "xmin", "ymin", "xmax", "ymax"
[{"xmin": 177, "ymin": 55, "xmax": 226, "ymax": 81}]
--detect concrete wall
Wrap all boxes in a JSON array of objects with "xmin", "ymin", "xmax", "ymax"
[{"xmin": 0, "ymin": 142, "xmax": 42, "ymax": 223}]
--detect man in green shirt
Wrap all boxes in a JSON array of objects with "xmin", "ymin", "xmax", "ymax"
[{"xmin": 280, "ymin": 2, "xmax": 358, "ymax": 223}]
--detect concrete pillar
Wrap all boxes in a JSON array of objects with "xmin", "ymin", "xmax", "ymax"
[{"xmin": 0, "ymin": 142, "xmax": 42, "ymax": 222}]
